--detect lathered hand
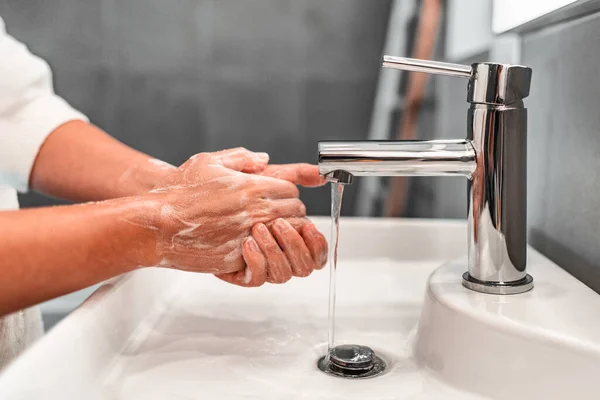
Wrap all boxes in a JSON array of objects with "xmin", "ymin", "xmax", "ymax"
[{"xmin": 147, "ymin": 148, "xmax": 327, "ymax": 286}]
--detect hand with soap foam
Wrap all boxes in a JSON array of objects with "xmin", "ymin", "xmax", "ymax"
[
  {"xmin": 149, "ymin": 148, "xmax": 327, "ymax": 287},
  {"xmin": 156, "ymin": 147, "xmax": 326, "ymax": 189}
]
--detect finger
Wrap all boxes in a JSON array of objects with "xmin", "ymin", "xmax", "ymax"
[
  {"xmin": 252, "ymin": 176, "xmax": 300, "ymax": 199},
  {"xmin": 252, "ymin": 223, "xmax": 293, "ymax": 284},
  {"xmin": 259, "ymin": 164, "xmax": 327, "ymax": 187},
  {"xmin": 265, "ymin": 217, "xmax": 310, "ymax": 233},
  {"xmin": 268, "ymin": 198, "xmax": 306, "ymax": 219},
  {"xmin": 300, "ymin": 223, "xmax": 328, "ymax": 269},
  {"xmin": 210, "ymin": 148, "xmax": 269, "ymax": 173},
  {"xmin": 271, "ymin": 218, "xmax": 315, "ymax": 277},
  {"xmin": 215, "ymin": 237, "xmax": 267, "ymax": 287}
]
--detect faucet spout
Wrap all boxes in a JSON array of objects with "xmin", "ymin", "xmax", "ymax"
[{"xmin": 318, "ymin": 139, "xmax": 476, "ymax": 179}]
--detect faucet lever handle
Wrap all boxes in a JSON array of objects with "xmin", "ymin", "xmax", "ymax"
[
  {"xmin": 382, "ymin": 55, "xmax": 472, "ymax": 78},
  {"xmin": 383, "ymin": 55, "xmax": 533, "ymax": 104}
]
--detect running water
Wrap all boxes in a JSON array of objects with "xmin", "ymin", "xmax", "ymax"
[
  {"xmin": 318, "ymin": 180, "xmax": 388, "ymax": 379},
  {"xmin": 327, "ymin": 182, "xmax": 344, "ymax": 353}
]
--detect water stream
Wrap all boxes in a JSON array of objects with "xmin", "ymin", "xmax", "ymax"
[
  {"xmin": 327, "ymin": 182, "xmax": 344, "ymax": 353},
  {"xmin": 318, "ymin": 180, "xmax": 387, "ymax": 379}
]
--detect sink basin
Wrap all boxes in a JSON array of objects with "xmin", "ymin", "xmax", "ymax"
[{"xmin": 0, "ymin": 217, "xmax": 598, "ymax": 399}]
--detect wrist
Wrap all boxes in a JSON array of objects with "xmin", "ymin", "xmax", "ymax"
[
  {"xmin": 117, "ymin": 197, "xmax": 164, "ymax": 269},
  {"xmin": 120, "ymin": 158, "xmax": 176, "ymax": 196}
]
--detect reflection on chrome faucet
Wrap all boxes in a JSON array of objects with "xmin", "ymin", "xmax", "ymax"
[{"xmin": 318, "ymin": 56, "xmax": 534, "ymax": 295}]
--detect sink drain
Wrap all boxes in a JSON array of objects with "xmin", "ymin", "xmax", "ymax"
[{"xmin": 317, "ymin": 344, "xmax": 387, "ymax": 379}]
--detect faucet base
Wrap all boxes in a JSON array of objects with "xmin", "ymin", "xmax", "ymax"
[{"xmin": 462, "ymin": 272, "xmax": 534, "ymax": 295}]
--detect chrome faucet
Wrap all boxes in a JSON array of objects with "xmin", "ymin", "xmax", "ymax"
[{"xmin": 318, "ymin": 56, "xmax": 533, "ymax": 295}]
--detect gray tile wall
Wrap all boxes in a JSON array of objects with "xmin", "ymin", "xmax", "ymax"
[
  {"xmin": 521, "ymin": 13, "xmax": 600, "ymax": 293},
  {"xmin": 0, "ymin": 0, "xmax": 391, "ymax": 216}
]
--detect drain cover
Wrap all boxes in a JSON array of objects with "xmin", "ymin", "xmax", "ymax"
[{"xmin": 317, "ymin": 344, "xmax": 387, "ymax": 379}]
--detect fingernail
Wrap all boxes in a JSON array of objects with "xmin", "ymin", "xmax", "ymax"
[
  {"xmin": 243, "ymin": 267, "xmax": 253, "ymax": 284},
  {"xmin": 246, "ymin": 237, "xmax": 260, "ymax": 252},
  {"xmin": 256, "ymin": 223, "xmax": 269, "ymax": 234},
  {"xmin": 257, "ymin": 152, "xmax": 269, "ymax": 162},
  {"xmin": 274, "ymin": 218, "xmax": 288, "ymax": 231},
  {"xmin": 306, "ymin": 223, "xmax": 319, "ymax": 235},
  {"xmin": 321, "ymin": 252, "xmax": 328, "ymax": 266}
]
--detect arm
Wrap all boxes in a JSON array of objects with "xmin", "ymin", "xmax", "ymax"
[
  {"xmin": 0, "ymin": 199, "xmax": 155, "ymax": 315},
  {"xmin": 30, "ymin": 121, "xmax": 325, "ymax": 202},
  {"xmin": 0, "ymin": 162, "xmax": 323, "ymax": 316},
  {"xmin": 29, "ymin": 120, "xmax": 173, "ymax": 201}
]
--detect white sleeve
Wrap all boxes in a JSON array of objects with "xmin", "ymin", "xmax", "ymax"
[{"xmin": 0, "ymin": 17, "xmax": 88, "ymax": 193}]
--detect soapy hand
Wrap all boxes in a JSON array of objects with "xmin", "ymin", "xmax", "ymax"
[
  {"xmin": 155, "ymin": 147, "xmax": 326, "ymax": 188},
  {"xmin": 149, "ymin": 148, "xmax": 327, "ymax": 286},
  {"xmin": 164, "ymin": 147, "xmax": 327, "ymax": 187}
]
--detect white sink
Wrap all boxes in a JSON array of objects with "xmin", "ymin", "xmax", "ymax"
[{"xmin": 0, "ymin": 217, "xmax": 598, "ymax": 399}]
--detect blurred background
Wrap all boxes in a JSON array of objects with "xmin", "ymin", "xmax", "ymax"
[{"xmin": 2, "ymin": 0, "xmax": 600, "ymax": 326}]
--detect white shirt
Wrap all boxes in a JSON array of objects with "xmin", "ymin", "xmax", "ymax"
[{"xmin": 0, "ymin": 16, "xmax": 88, "ymax": 369}]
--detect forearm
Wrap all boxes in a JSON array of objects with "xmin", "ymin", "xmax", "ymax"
[
  {"xmin": 0, "ymin": 200, "xmax": 157, "ymax": 315},
  {"xmin": 29, "ymin": 121, "xmax": 325, "ymax": 203},
  {"xmin": 30, "ymin": 120, "xmax": 173, "ymax": 202}
]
